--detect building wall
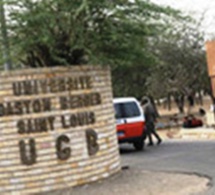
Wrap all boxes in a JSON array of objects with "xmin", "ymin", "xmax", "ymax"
[
  {"xmin": 206, "ymin": 40, "xmax": 215, "ymax": 77},
  {"xmin": 0, "ymin": 66, "xmax": 121, "ymax": 194}
]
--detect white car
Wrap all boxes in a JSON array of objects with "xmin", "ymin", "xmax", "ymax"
[{"xmin": 113, "ymin": 97, "xmax": 146, "ymax": 150}]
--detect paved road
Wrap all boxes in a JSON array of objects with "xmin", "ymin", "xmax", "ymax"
[
  {"xmin": 120, "ymin": 139, "xmax": 215, "ymax": 195},
  {"xmin": 46, "ymin": 139, "xmax": 213, "ymax": 195}
]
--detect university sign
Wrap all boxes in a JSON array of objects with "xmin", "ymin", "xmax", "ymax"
[{"xmin": 0, "ymin": 66, "xmax": 120, "ymax": 194}]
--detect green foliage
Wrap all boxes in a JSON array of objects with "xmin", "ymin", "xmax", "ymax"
[
  {"xmin": 1, "ymin": 0, "xmax": 209, "ymax": 101},
  {"xmin": 7, "ymin": 0, "xmax": 177, "ymax": 67},
  {"xmin": 147, "ymin": 19, "xmax": 208, "ymax": 100}
]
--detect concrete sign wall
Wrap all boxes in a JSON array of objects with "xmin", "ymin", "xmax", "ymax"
[{"xmin": 0, "ymin": 66, "xmax": 120, "ymax": 194}]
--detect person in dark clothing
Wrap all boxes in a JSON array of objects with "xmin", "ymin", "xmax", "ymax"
[{"xmin": 141, "ymin": 96, "xmax": 162, "ymax": 146}]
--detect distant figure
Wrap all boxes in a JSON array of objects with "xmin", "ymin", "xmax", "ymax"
[
  {"xmin": 188, "ymin": 95, "xmax": 194, "ymax": 107},
  {"xmin": 187, "ymin": 92, "xmax": 195, "ymax": 115},
  {"xmin": 210, "ymin": 104, "xmax": 215, "ymax": 112},
  {"xmin": 169, "ymin": 114, "xmax": 179, "ymax": 130},
  {"xmin": 199, "ymin": 108, "xmax": 206, "ymax": 116},
  {"xmin": 141, "ymin": 96, "xmax": 162, "ymax": 146}
]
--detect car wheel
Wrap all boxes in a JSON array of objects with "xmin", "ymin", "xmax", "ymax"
[{"xmin": 133, "ymin": 138, "xmax": 144, "ymax": 151}]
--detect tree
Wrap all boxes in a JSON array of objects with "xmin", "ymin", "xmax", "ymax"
[
  {"xmin": 0, "ymin": 0, "xmax": 12, "ymax": 70},
  {"xmin": 5, "ymin": 0, "xmax": 207, "ymax": 103},
  {"xmin": 6, "ymin": 0, "xmax": 173, "ymax": 67},
  {"xmin": 147, "ymin": 18, "xmax": 208, "ymax": 113},
  {"xmin": 4, "ymin": 0, "xmax": 183, "ymax": 98}
]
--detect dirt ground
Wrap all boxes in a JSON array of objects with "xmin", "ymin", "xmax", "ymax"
[
  {"xmin": 42, "ymin": 168, "xmax": 210, "ymax": 195},
  {"xmin": 153, "ymin": 95, "xmax": 215, "ymax": 140},
  {"xmin": 155, "ymin": 95, "xmax": 212, "ymax": 128}
]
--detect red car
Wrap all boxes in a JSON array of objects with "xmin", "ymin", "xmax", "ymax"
[{"xmin": 113, "ymin": 97, "xmax": 146, "ymax": 150}]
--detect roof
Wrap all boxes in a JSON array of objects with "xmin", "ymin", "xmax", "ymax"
[{"xmin": 113, "ymin": 97, "xmax": 139, "ymax": 103}]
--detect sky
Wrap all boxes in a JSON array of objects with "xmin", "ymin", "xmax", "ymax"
[{"xmin": 151, "ymin": 0, "xmax": 215, "ymax": 40}]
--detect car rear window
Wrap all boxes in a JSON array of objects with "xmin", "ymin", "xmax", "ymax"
[{"xmin": 114, "ymin": 102, "xmax": 141, "ymax": 119}]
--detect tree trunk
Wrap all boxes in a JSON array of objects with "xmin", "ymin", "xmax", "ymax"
[
  {"xmin": 0, "ymin": 1, "xmax": 12, "ymax": 70},
  {"xmin": 167, "ymin": 94, "xmax": 171, "ymax": 111},
  {"xmin": 198, "ymin": 91, "xmax": 203, "ymax": 105},
  {"xmin": 174, "ymin": 94, "xmax": 184, "ymax": 114}
]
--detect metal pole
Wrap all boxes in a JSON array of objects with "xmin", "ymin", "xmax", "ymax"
[{"xmin": 0, "ymin": 0, "xmax": 12, "ymax": 70}]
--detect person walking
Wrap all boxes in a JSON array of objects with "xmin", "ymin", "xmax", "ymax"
[{"xmin": 141, "ymin": 96, "xmax": 162, "ymax": 146}]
